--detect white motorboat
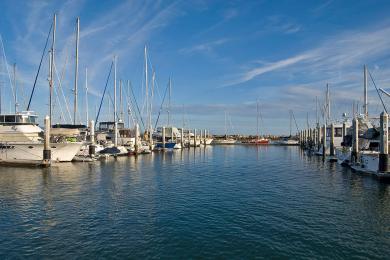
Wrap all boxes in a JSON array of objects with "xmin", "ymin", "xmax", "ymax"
[{"xmin": 0, "ymin": 112, "xmax": 82, "ymax": 162}]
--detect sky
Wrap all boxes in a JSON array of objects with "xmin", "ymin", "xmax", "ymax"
[{"xmin": 1, "ymin": 0, "xmax": 390, "ymax": 135}]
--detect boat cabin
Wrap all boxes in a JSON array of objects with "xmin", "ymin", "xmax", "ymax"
[
  {"xmin": 0, "ymin": 111, "xmax": 38, "ymax": 125},
  {"xmin": 98, "ymin": 121, "xmax": 125, "ymax": 132}
]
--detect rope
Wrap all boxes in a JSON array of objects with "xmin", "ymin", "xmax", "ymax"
[
  {"xmin": 27, "ymin": 22, "xmax": 53, "ymax": 111},
  {"xmin": 368, "ymin": 69, "xmax": 388, "ymax": 114}
]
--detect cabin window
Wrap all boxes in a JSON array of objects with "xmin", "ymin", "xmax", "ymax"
[
  {"xmin": 28, "ymin": 116, "xmax": 36, "ymax": 124},
  {"xmin": 335, "ymin": 127, "xmax": 342, "ymax": 137},
  {"xmin": 0, "ymin": 116, "xmax": 4, "ymax": 122},
  {"xmin": 5, "ymin": 116, "xmax": 15, "ymax": 123}
]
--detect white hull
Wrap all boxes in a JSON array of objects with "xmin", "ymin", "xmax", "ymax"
[
  {"xmin": 0, "ymin": 142, "xmax": 83, "ymax": 162},
  {"xmin": 173, "ymin": 143, "xmax": 182, "ymax": 149},
  {"xmin": 188, "ymin": 139, "xmax": 201, "ymax": 146},
  {"xmin": 356, "ymin": 152, "xmax": 379, "ymax": 173},
  {"xmin": 212, "ymin": 139, "xmax": 236, "ymax": 145},
  {"xmin": 277, "ymin": 140, "xmax": 299, "ymax": 145},
  {"xmin": 200, "ymin": 138, "xmax": 213, "ymax": 145}
]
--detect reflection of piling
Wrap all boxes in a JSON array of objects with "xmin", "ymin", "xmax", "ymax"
[
  {"xmin": 351, "ymin": 118, "xmax": 359, "ymax": 163},
  {"xmin": 204, "ymin": 129, "xmax": 207, "ymax": 146},
  {"xmin": 330, "ymin": 123, "xmax": 335, "ymax": 156},
  {"xmin": 379, "ymin": 112, "xmax": 389, "ymax": 172},
  {"xmin": 322, "ymin": 124, "xmax": 327, "ymax": 157},
  {"xmin": 42, "ymin": 116, "xmax": 51, "ymax": 167},
  {"xmin": 89, "ymin": 120, "xmax": 96, "ymax": 156}
]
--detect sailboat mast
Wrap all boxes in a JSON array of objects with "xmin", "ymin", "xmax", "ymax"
[
  {"xmin": 127, "ymin": 80, "xmax": 130, "ymax": 128},
  {"xmin": 114, "ymin": 56, "xmax": 118, "ymax": 147},
  {"xmin": 224, "ymin": 111, "xmax": 227, "ymax": 139},
  {"xmin": 256, "ymin": 101, "xmax": 259, "ymax": 139},
  {"xmin": 120, "ymin": 79, "xmax": 123, "ymax": 122},
  {"xmin": 168, "ymin": 77, "xmax": 171, "ymax": 126},
  {"xmin": 85, "ymin": 67, "xmax": 88, "ymax": 124},
  {"xmin": 144, "ymin": 45, "xmax": 149, "ymax": 133},
  {"xmin": 289, "ymin": 110, "xmax": 292, "ymax": 137},
  {"xmin": 150, "ymin": 71, "xmax": 154, "ymax": 145},
  {"xmin": 13, "ymin": 63, "xmax": 17, "ymax": 113},
  {"xmin": 326, "ymin": 83, "xmax": 330, "ymax": 124},
  {"xmin": 49, "ymin": 13, "xmax": 56, "ymax": 121},
  {"xmin": 73, "ymin": 17, "xmax": 80, "ymax": 125},
  {"xmin": 315, "ymin": 96, "xmax": 318, "ymax": 126},
  {"xmin": 363, "ymin": 65, "xmax": 368, "ymax": 118}
]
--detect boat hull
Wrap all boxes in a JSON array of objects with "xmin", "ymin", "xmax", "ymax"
[{"xmin": 0, "ymin": 142, "xmax": 83, "ymax": 162}]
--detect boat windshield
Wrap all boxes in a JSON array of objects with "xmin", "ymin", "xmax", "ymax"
[{"xmin": 0, "ymin": 113, "xmax": 38, "ymax": 125}]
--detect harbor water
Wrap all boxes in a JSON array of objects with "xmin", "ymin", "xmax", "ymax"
[{"xmin": 0, "ymin": 145, "xmax": 389, "ymax": 258}]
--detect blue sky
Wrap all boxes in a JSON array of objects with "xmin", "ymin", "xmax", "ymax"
[{"xmin": 1, "ymin": 0, "xmax": 390, "ymax": 135}]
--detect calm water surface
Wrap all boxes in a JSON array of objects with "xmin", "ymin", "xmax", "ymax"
[{"xmin": 0, "ymin": 145, "xmax": 389, "ymax": 258}]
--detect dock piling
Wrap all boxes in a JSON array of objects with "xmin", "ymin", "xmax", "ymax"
[
  {"xmin": 352, "ymin": 117, "xmax": 359, "ymax": 164},
  {"xmin": 194, "ymin": 129, "xmax": 197, "ymax": 148},
  {"xmin": 330, "ymin": 123, "xmax": 335, "ymax": 156},
  {"xmin": 162, "ymin": 127, "xmax": 166, "ymax": 150},
  {"xmin": 342, "ymin": 122, "xmax": 346, "ymax": 146},
  {"xmin": 42, "ymin": 116, "xmax": 51, "ymax": 167},
  {"xmin": 322, "ymin": 124, "xmax": 327, "ymax": 157},
  {"xmin": 181, "ymin": 128, "xmax": 184, "ymax": 148},
  {"xmin": 89, "ymin": 120, "xmax": 96, "ymax": 156},
  {"xmin": 379, "ymin": 111, "xmax": 389, "ymax": 172},
  {"xmin": 135, "ymin": 123, "xmax": 139, "ymax": 154}
]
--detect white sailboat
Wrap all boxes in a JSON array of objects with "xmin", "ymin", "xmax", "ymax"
[{"xmin": 212, "ymin": 111, "xmax": 236, "ymax": 144}]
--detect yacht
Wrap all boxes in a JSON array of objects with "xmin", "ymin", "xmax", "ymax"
[{"xmin": 0, "ymin": 111, "xmax": 82, "ymax": 162}]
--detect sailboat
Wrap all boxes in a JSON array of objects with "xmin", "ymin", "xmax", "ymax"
[
  {"xmin": 154, "ymin": 77, "xmax": 182, "ymax": 149},
  {"xmin": 277, "ymin": 110, "xmax": 299, "ymax": 145},
  {"xmin": 212, "ymin": 111, "xmax": 236, "ymax": 144},
  {"xmin": 99, "ymin": 56, "xmax": 128, "ymax": 156},
  {"xmin": 249, "ymin": 100, "xmax": 269, "ymax": 145}
]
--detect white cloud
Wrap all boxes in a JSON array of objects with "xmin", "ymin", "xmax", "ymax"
[{"xmin": 179, "ymin": 38, "xmax": 230, "ymax": 54}]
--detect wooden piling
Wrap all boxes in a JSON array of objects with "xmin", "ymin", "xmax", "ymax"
[
  {"xmin": 379, "ymin": 112, "xmax": 389, "ymax": 172},
  {"xmin": 330, "ymin": 123, "xmax": 335, "ymax": 156},
  {"xmin": 42, "ymin": 116, "xmax": 51, "ymax": 167}
]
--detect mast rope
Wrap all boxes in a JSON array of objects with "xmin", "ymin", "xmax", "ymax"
[{"xmin": 27, "ymin": 22, "xmax": 53, "ymax": 111}]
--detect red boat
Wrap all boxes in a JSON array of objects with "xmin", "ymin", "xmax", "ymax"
[{"xmin": 249, "ymin": 138, "xmax": 269, "ymax": 145}]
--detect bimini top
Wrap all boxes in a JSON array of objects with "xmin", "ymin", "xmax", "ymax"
[{"xmin": 0, "ymin": 111, "xmax": 38, "ymax": 125}]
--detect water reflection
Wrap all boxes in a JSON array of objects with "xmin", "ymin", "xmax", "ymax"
[{"xmin": 0, "ymin": 145, "xmax": 389, "ymax": 258}]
